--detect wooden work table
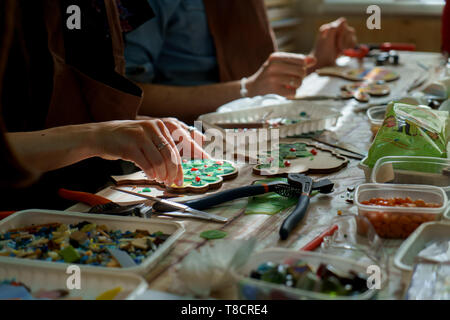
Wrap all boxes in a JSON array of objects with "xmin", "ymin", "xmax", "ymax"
[{"xmin": 67, "ymin": 51, "xmax": 447, "ymax": 300}]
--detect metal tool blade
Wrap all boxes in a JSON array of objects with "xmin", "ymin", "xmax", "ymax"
[
  {"xmin": 157, "ymin": 211, "xmax": 227, "ymax": 222},
  {"xmin": 112, "ymin": 188, "xmax": 228, "ymax": 223},
  {"xmin": 167, "ymin": 206, "xmax": 228, "ymax": 223},
  {"xmin": 312, "ymin": 131, "xmax": 366, "ymax": 159},
  {"xmin": 312, "ymin": 179, "xmax": 334, "ymax": 194}
]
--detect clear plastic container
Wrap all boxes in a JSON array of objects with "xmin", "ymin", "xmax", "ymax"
[
  {"xmin": 0, "ymin": 259, "xmax": 147, "ymax": 300},
  {"xmin": 394, "ymin": 221, "xmax": 450, "ymax": 272},
  {"xmin": 367, "ymin": 106, "xmax": 386, "ymax": 138},
  {"xmin": 358, "ymin": 157, "xmax": 372, "ymax": 182},
  {"xmin": 371, "ymin": 156, "xmax": 450, "ymax": 194},
  {"xmin": 231, "ymin": 248, "xmax": 381, "ymax": 300},
  {"xmin": 0, "ymin": 210, "xmax": 185, "ymax": 275},
  {"xmin": 355, "ymin": 184, "xmax": 447, "ymax": 239}
]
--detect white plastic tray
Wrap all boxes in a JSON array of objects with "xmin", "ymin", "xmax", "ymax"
[
  {"xmin": 394, "ymin": 221, "xmax": 450, "ymax": 272},
  {"xmin": 0, "ymin": 210, "xmax": 185, "ymax": 275},
  {"xmin": 232, "ymin": 248, "xmax": 383, "ymax": 300},
  {"xmin": 0, "ymin": 259, "xmax": 147, "ymax": 300},
  {"xmin": 198, "ymin": 101, "xmax": 341, "ymax": 138}
]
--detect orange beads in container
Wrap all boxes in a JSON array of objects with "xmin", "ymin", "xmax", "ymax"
[
  {"xmin": 355, "ymin": 184, "xmax": 447, "ymax": 239},
  {"xmin": 360, "ymin": 197, "xmax": 441, "ymax": 208}
]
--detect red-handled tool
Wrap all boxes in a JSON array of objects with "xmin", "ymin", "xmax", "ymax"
[
  {"xmin": 58, "ymin": 188, "xmax": 152, "ymax": 217},
  {"xmin": 344, "ymin": 43, "xmax": 416, "ymax": 60},
  {"xmin": 0, "ymin": 211, "xmax": 16, "ymax": 221},
  {"xmin": 0, "ymin": 189, "xmax": 145, "ymax": 221},
  {"xmin": 377, "ymin": 42, "xmax": 416, "ymax": 52},
  {"xmin": 301, "ymin": 224, "xmax": 339, "ymax": 251},
  {"xmin": 343, "ymin": 45, "xmax": 370, "ymax": 59},
  {"xmin": 283, "ymin": 224, "xmax": 339, "ymax": 265},
  {"xmin": 58, "ymin": 188, "xmax": 112, "ymax": 207}
]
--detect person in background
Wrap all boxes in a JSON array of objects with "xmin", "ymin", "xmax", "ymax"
[
  {"xmin": 125, "ymin": 0, "xmax": 357, "ymax": 123},
  {"xmin": 0, "ymin": 0, "xmax": 206, "ymax": 210}
]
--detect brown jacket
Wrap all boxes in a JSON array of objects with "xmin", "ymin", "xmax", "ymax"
[
  {"xmin": 0, "ymin": 0, "xmax": 34, "ymax": 188},
  {"xmin": 43, "ymin": 0, "xmax": 143, "ymax": 128},
  {"xmin": 203, "ymin": 0, "xmax": 277, "ymax": 82},
  {"xmin": 0, "ymin": 0, "xmax": 146, "ymax": 206}
]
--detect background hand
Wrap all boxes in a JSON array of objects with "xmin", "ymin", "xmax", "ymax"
[
  {"xmin": 310, "ymin": 17, "xmax": 358, "ymax": 71},
  {"xmin": 247, "ymin": 52, "xmax": 317, "ymax": 98}
]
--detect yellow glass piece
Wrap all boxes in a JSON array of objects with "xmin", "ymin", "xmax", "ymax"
[{"xmin": 95, "ymin": 287, "xmax": 123, "ymax": 300}]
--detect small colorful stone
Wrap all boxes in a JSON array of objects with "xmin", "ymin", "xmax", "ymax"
[
  {"xmin": 195, "ymin": 176, "xmax": 201, "ymax": 182},
  {"xmin": 200, "ymin": 230, "xmax": 228, "ymax": 240},
  {"xmin": 290, "ymin": 148, "xmax": 297, "ymax": 152},
  {"xmin": 59, "ymin": 245, "xmax": 80, "ymax": 263},
  {"xmin": 191, "ymin": 168, "xmax": 199, "ymax": 172},
  {"xmin": 96, "ymin": 287, "xmax": 123, "ymax": 300},
  {"xmin": 310, "ymin": 149, "xmax": 318, "ymax": 156},
  {"xmin": 284, "ymin": 161, "xmax": 291, "ymax": 167}
]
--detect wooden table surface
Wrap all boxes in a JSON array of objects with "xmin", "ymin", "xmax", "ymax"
[{"xmin": 68, "ymin": 52, "xmax": 446, "ymax": 300}]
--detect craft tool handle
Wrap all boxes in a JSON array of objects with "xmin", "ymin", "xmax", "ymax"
[
  {"xmin": 301, "ymin": 225, "xmax": 339, "ymax": 251},
  {"xmin": 279, "ymin": 194, "xmax": 310, "ymax": 240},
  {"xmin": 0, "ymin": 211, "xmax": 16, "ymax": 220},
  {"xmin": 58, "ymin": 188, "xmax": 112, "ymax": 207},
  {"xmin": 343, "ymin": 45, "xmax": 369, "ymax": 58},
  {"xmin": 183, "ymin": 184, "xmax": 275, "ymax": 211},
  {"xmin": 380, "ymin": 42, "xmax": 416, "ymax": 51}
]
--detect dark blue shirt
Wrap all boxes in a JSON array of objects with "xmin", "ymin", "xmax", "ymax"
[{"xmin": 124, "ymin": 0, "xmax": 219, "ymax": 86}]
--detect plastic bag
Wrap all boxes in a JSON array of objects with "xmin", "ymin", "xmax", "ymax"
[
  {"xmin": 363, "ymin": 102, "xmax": 449, "ymax": 168},
  {"xmin": 173, "ymin": 239, "xmax": 257, "ymax": 298}
]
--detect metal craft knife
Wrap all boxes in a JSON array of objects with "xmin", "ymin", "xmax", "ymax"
[
  {"xmin": 312, "ymin": 131, "xmax": 367, "ymax": 159},
  {"xmin": 112, "ymin": 188, "xmax": 228, "ymax": 223}
]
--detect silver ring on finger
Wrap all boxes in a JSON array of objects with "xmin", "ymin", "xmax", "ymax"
[{"xmin": 156, "ymin": 141, "xmax": 169, "ymax": 151}]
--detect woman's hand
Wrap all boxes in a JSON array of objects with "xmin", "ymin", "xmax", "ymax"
[
  {"xmin": 8, "ymin": 120, "xmax": 199, "ymax": 187},
  {"xmin": 93, "ymin": 120, "xmax": 184, "ymax": 186},
  {"xmin": 246, "ymin": 52, "xmax": 317, "ymax": 98},
  {"xmin": 136, "ymin": 116, "xmax": 210, "ymax": 160},
  {"xmin": 310, "ymin": 17, "xmax": 357, "ymax": 71},
  {"xmin": 160, "ymin": 117, "xmax": 209, "ymax": 160}
]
